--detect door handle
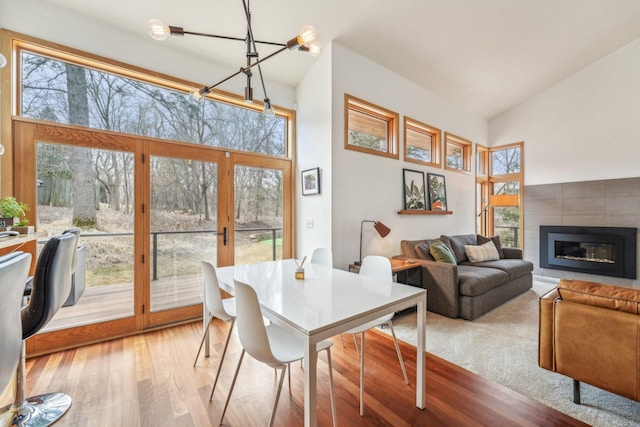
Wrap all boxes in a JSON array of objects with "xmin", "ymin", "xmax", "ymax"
[{"xmin": 223, "ymin": 227, "xmax": 228, "ymax": 246}]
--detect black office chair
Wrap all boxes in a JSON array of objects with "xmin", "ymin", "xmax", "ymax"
[
  {"xmin": 0, "ymin": 233, "xmax": 76, "ymax": 426},
  {"xmin": 0, "ymin": 252, "xmax": 32, "ymax": 394}
]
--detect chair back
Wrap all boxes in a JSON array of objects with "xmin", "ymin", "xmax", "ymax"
[
  {"xmin": 201, "ymin": 261, "xmax": 231, "ymax": 319},
  {"xmin": 310, "ymin": 248, "xmax": 333, "ymax": 268},
  {"xmin": 359, "ymin": 255, "xmax": 392, "ymax": 281},
  {"xmin": 233, "ymin": 280, "xmax": 281, "ymax": 366},
  {"xmin": 62, "ymin": 228, "xmax": 81, "ymax": 273},
  {"xmin": 22, "ymin": 233, "xmax": 77, "ymax": 339},
  {"xmin": 0, "ymin": 252, "xmax": 31, "ymax": 390}
]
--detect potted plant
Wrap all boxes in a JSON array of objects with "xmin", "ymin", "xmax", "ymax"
[
  {"xmin": 11, "ymin": 218, "xmax": 34, "ymax": 234},
  {"xmin": 0, "ymin": 196, "xmax": 29, "ymax": 230}
]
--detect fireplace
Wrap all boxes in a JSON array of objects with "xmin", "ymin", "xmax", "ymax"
[{"xmin": 540, "ymin": 225, "xmax": 637, "ymax": 279}]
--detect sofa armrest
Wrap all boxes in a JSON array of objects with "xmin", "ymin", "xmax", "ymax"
[
  {"xmin": 538, "ymin": 288, "xmax": 559, "ymax": 371},
  {"xmin": 502, "ymin": 247, "xmax": 523, "ymax": 259},
  {"xmin": 393, "ymin": 255, "xmax": 460, "ymax": 318}
]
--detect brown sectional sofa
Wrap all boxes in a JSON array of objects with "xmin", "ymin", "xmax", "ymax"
[
  {"xmin": 394, "ymin": 234, "xmax": 533, "ymax": 320},
  {"xmin": 539, "ymin": 279, "xmax": 640, "ymax": 404}
]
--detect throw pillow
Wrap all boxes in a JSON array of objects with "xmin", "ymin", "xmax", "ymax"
[
  {"xmin": 477, "ymin": 234, "xmax": 504, "ymax": 258},
  {"xmin": 464, "ymin": 240, "xmax": 500, "ymax": 262},
  {"xmin": 429, "ymin": 241, "xmax": 457, "ymax": 264}
]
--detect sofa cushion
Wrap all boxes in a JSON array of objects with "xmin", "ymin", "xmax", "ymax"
[
  {"xmin": 457, "ymin": 265, "xmax": 510, "ymax": 297},
  {"xmin": 441, "ymin": 234, "xmax": 477, "ymax": 264},
  {"xmin": 464, "ymin": 259, "xmax": 533, "ymax": 280},
  {"xmin": 413, "ymin": 239, "xmax": 441, "ymax": 261},
  {"xmin": 464, "ymin": 241, "xmax": 500, "ymax": 262},
  {"xmin": 401, "ymin": 239, "xmax": 430, "ymax": 259},
  {"xmin": 429, "ymin": 241, "xmax": 457, "ymax": 264},
  {"xmin": 557, "ymin": 279, "xmax": 640, "ymax": 314},
  {"xmin": 477, "ymin": 235, "xmax": 504, "ymax": 258}
]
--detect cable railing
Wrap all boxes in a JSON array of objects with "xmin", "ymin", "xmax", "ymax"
[
  {"xmin": 38, "ymin": 227, "xmax": 282, "ymax": 280},
  {"xmin": 494, "ymin": 225, "xmax": 519, "ymax": 248}
]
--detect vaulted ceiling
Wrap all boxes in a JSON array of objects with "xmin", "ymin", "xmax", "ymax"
[{"xmin": 42, "ymin": 0, "xmax": 640, "ymax": 120}]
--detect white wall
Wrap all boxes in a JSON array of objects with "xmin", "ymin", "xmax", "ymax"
[
  {"xmin": 490, "ymin": 37, "xmax": 640, "ymax": 186},
  {"xmin": 295, "ymin": 44, "xmax": 333, "ymax": 259},
  {"xmin": 328, "ymin": 42, "xmax": 487, "ymax": 269}
]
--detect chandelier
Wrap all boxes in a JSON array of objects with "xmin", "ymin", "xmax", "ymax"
[{"xmin": 148, "ymin": 0, "xmax": 320, "ymax": 115}]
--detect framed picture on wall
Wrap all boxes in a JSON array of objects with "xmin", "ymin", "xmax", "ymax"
[
  {"xmin": 403, "ymin": 168, "xmax": 426, "ymax": 210},
  {"xmin": 427, "ymin": 173, "xmax": 447, "ymax": 211},
  {"xmin": 301, "ymin": 167, "xmax": 321, "ymax": 195}
]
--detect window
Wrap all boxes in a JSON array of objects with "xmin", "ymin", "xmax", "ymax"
[
  {"xmin": 404, "ymin": 116, "xmax": 441, "ymax": 168},
  {"xmin": 444, "ymin": 132, "xmax": 472, "ymax": 173},
  {"xmin": 344, "ymin": 94, "xmax": 399, "ymax": 159},
  {"xmin": 476, "ymin": 142, "xmax": 524, "ymax": 248},
  {"xmin": 491, "ymin": 145, "xmax": 521, "ymax": 175},
  {"xmin": 18, "ymin": 50, "xmax": 288, "ymax": 158}
]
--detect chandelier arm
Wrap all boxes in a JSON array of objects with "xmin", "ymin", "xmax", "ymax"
[
  {"xmin": 203, "ymin": 46, "xmax": 288, "ymax": 92},
  {"xmin": 182, "ymin": 31, "xmax": 286, "ymax": 47}
]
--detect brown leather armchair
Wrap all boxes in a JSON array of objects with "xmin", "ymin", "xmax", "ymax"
[{"xmin": 539, "ymin": 279, "xmax": 640, "ymax": 404}]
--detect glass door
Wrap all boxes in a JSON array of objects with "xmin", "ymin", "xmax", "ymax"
[
  {"xmin": 231, "ymin": 154, "xmax": 293, "ymax": 265},
  {"xmin": 146, "ymin": 143, "xmax": 227, "ymax": 327},
  {"xmin": 36, "ymin": 142, "xmax": 136, "ymax": 331}
]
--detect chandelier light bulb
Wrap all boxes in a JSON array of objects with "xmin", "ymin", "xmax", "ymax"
[
  {"xmin": 298, "ymin": 25, "xmax": 318, "ymax": 48},
  {"xmin": 191, "ymin": 87, "xmax": 209, "ymax": 100},
  {"xmin": 148, "ymin": 19, "xmax": 170, "ymax": 41},
  {"xmin": 308, "ymin": 42, "xmax": 321, "ymax": 58}
]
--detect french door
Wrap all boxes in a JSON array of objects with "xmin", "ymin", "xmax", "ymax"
[{"xmin": 14, "ymin": 119, "xmax": 292, "ymax": 354}]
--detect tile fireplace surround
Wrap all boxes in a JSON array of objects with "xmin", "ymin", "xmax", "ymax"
[{"xmin": 524, "ymin": 177, "xmax": 640, "ymax": 287}]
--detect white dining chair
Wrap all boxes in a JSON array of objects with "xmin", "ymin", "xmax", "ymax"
[
  {"xmin": 310, "ymin": 247, "xmax": 333, "ymax": 268},
  {"xmin": 193, "ymin": 261, "xmax": 237, "ymax": 402},
  {"xmin": 348, "ymin": 255, "xmax": 408, "ymax": 416},
  {"xmin": 220, "ymin": 280, "xmax": 337, "ymax": 427}
]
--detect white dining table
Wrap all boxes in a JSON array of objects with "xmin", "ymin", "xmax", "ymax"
[{"xmin": 215, "ymin": 259, "xmax": 426, "ymax": 427}]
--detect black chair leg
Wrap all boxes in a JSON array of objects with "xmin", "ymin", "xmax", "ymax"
[
  {"xmin": 0, "ymin": 342, "xmax": 72, "ymax": 426},
  {"xmin": 573, "ymin": 379, "xmax": 581, "ymax": 404}
]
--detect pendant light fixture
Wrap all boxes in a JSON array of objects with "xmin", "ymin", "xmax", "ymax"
[{"xmin": 148, "ymin": 0, "xmax": 320, "ymax": 115}]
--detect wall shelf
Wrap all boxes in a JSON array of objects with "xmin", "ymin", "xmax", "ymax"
[{"xmin": 397, "ymin": 210, "xmax": 453, "ymax": 215}]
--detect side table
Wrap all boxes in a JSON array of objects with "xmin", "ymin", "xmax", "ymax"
[{"xmin": 349, "ymin": 258, "xmax": 423, "ymax": 288}]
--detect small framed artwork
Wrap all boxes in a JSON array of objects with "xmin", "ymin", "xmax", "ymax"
[
  {"xmin": 403, "ymin": 168, "xmax": 426, "ymax": 210},
  {"xmin": 427, "ymin": 173, "xmax": 447, "ymax": 211},
  {"xmin": 301, "ymin": 167, "xmax": 321, "ymax": 195}
]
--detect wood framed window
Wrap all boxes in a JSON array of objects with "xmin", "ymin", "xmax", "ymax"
[
  {"xmin": 404, "ymin": 116, "xmax": 441, "ymax": 168},
  {"xmin": 444, "ymin": 132, "xmax": 472, "ymax": 173},
  {"xmin": 476, "ymin": 142, "xmax": 524, "ymax": 249},
  {"xmin": 344, "ymin": 94, "xmax": 399, "ymax": 159}
]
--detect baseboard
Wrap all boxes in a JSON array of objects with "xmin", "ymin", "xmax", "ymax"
[{"xmin": 533, "ymin": 274, "xmax": 560, "ymax": 284}]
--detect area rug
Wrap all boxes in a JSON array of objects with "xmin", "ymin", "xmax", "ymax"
[{"xmin": 385, "ymin": 278, "xmax": 640, "ymax": 427}]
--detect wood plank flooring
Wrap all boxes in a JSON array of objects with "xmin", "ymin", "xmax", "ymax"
[{"xmin": 1, "ymin": 320, "xmax": 587, "ymax": 427}]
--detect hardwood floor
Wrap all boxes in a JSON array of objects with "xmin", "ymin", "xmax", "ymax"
[{"xmin": 1, "ymin": 320, "xmax": 587, "ymax": 427}]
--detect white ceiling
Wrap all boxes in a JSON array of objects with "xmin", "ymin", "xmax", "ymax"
[{"xmin": 43, "ymin": 0, "xmax": 640, "ymax": 120}]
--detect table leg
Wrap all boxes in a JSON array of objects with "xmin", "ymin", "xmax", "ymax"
[
  {"xmin": 303, "ymin": 339, "xmax": 317, "ymax": 427},
  {"xmin": 416, "ymin": 296, "xmax": 426, "ymax": 409}
]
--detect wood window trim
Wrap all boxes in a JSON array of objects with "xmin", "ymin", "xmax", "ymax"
[
  {"xmin": 403, "ymin": 116, "xmax": 441, "ymax": 168},
  {"xmin": 444, "ymin": 132, "xmax": 472, "ymax": 173},
  {"xmin": 1, "ymin": 29, "xmax": 297, "ymax": 193},
  {"xmin": 475, "ymin": 141, "xmax": 525, "ymax": 249},
  {"xmin": 489, "ymin": 141, "xmax": 523, "ymax": 177},
  {"xmin": 344, "ymin": 93, "xmax": 399, "ymax": 160}
]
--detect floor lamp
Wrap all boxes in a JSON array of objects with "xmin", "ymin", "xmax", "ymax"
[{"xmin": 357, "ymin": 220, "xmax": 391, "ymax": 264}]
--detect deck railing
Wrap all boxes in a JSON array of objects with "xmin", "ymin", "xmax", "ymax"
[{"xmin": 39, "ymin": 227, "xmax": 282, "ymax": 280}]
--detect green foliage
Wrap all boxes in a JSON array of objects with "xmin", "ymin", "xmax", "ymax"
[
  {"xmin": 73, "ymin": 217, "xmax": 97, "ymax": 228},
  {"xmin": 0, "ymin": 197, "xmax": 29, "ymax": 219},
  {"xmin": 405, "ymin": 180, "xmax": 426, "ymax": 209}
]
